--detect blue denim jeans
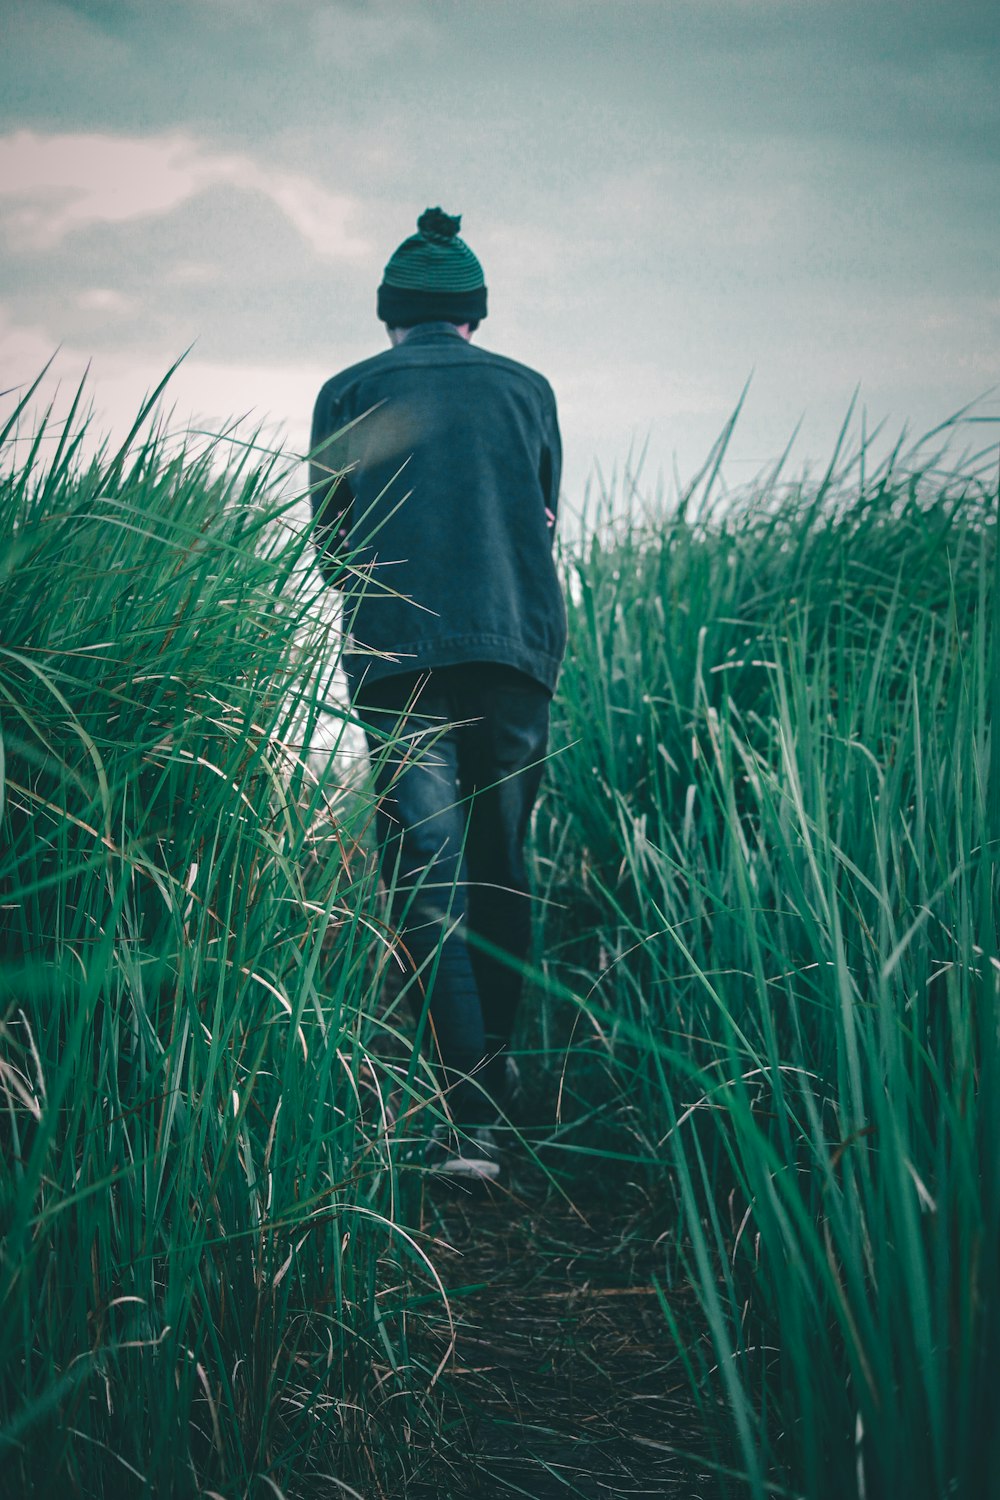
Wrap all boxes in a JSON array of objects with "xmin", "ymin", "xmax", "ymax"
[{"xmin": 356, "ymin": 664, "xmax": 550, "ymax": 1124}]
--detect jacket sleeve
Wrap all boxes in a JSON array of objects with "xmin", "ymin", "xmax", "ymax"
[
  {"xmin": 540, "ymin": 386, "xmax": 562, "ymax": 538},
  {"xmin": 309, "ymin": 383, "xmax": 355, "ymax": 589}
]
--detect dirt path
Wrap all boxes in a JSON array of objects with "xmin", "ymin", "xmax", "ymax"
[{"xmin": 406, "ymin": 1152, "xmax": 725, "ymax": 1499}]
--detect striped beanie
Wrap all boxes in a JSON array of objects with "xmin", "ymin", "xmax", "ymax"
[{"xmin": 377, "ymin": 207, "xmax": 488, "ymax": 328}]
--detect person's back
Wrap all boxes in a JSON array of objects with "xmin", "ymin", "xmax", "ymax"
[
  {"xmin": 310, "ymin": 216, "xmax": 563, "ymax": 697},
  {"xmin": 309, "ymin": 208, "xmax": 564, "ymax": 1178}
]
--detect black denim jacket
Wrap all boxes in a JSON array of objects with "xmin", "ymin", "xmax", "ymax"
[{"xmin": 309, "ymin": 323, "xmax": 566, "ymax": 696}]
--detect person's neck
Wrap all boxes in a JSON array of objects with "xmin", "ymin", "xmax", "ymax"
[{"xmin": 388, "ymin": 322, "xmax": 472, "ymax": 347}]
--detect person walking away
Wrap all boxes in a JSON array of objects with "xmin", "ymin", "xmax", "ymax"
[{"xmin": 309, "ymin": 207, "xmax": 565, "ymax": 1177}]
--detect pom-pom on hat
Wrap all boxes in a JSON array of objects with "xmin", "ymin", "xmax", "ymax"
[{"xmin": 377, "ymin": 207, "xmax": 488, "ymax": 327}]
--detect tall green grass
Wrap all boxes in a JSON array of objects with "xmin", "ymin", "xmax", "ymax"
[
  {"xmin": 7, "ymin": 371, "xmax": 998, "ymax": 1499},
  {"xmin": 0, "ymin": 382, "xmax": 442, "ymax": 1498},
  {"xmin": 537, "ymin": 428, "xmax": 1000, "ymax": 1496}
]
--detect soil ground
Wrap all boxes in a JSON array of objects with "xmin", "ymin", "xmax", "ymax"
[{"xmin": 404, "ymin": 1143, "xmax": 728, "ymax": 1500}]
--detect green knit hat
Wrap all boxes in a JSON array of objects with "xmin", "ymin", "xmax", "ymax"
[{"xmin": 377, "ymin": 207, "xmax": 488, "ymax": 327}]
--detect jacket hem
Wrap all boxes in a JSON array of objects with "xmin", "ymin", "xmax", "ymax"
[{"xmin": 344, "ymin": 634, "xmax": 563, "ymax": 696}]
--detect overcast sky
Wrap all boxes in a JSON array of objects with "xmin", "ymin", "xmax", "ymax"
[{"xmin": 2, "ymin": 0, "xmax": 998, "ymax": 507}]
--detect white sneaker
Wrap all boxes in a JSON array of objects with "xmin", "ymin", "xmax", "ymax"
[{"xmin": 423, "ymin": 1123, "xmax": 502, "ymax": 1181}]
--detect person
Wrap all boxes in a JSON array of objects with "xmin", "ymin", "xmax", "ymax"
[{"xmin": 309, "ymin": 207, "xmax": 565, "ymax": 1176}]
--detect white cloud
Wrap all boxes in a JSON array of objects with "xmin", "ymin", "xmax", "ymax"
[
  {"xmin": 0, "ymin": 306, "xmax": 65, "ymax": 381},
  {"xmin": 0, "ymin": 130, "xmax": 370, "ymax": 261},
  {"xmin": 76, "ymin": 287, "xmax": 136, "ymax": 314}
]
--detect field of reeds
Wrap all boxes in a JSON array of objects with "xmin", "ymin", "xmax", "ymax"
[
  {"xmin": 2, "ymin": 378, "xmax": 997, "ymax": 1499},
  {"xmin": 534, "ymin": 421, "xmax": 1000, "ymax": 1498}
]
